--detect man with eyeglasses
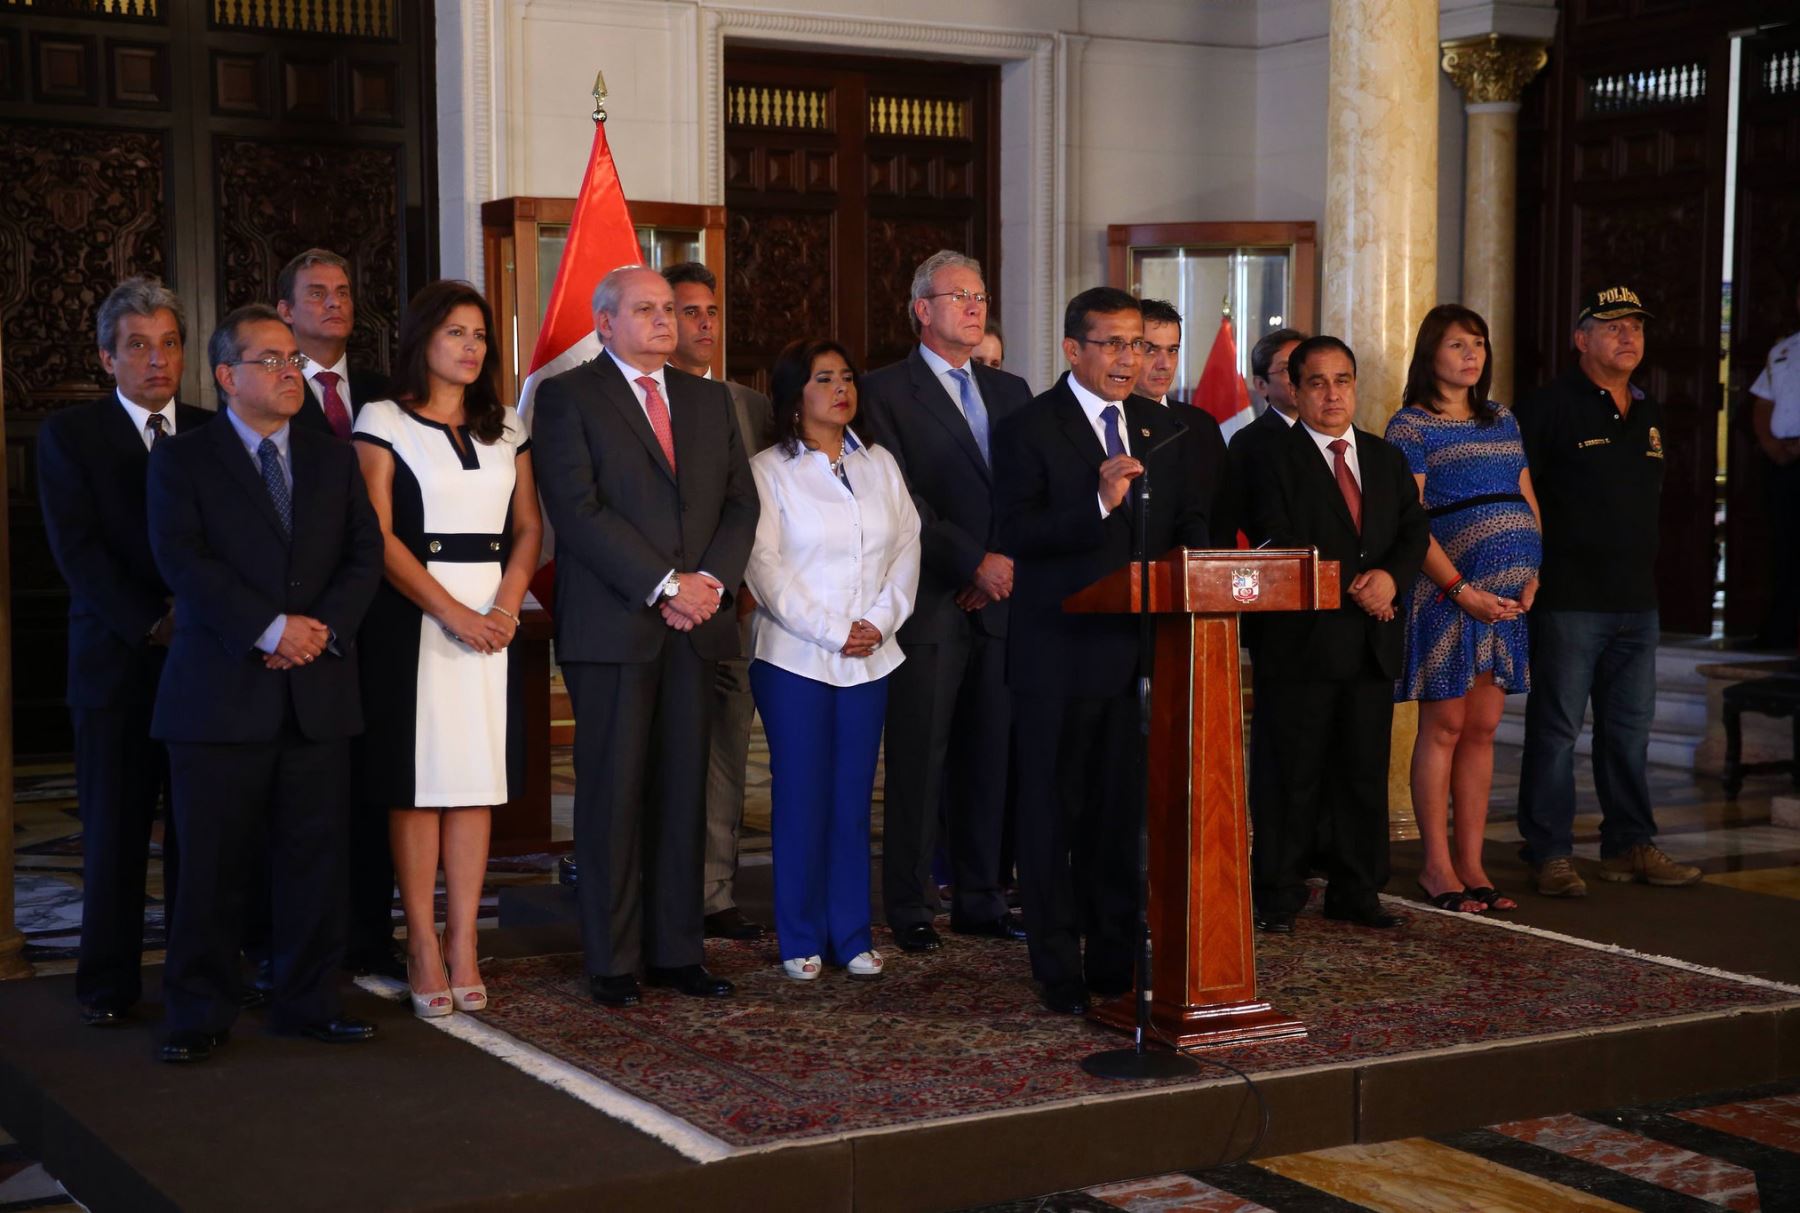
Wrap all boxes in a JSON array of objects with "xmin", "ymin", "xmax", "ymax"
[
  {"xmin": 272, "ymin": 247, "xmax": 399, "ymax": 984},
  {"xmin": 857, "ymin": 249, "xmax": 1033, "ymax": 953},
  {"xmin": 146, "ymin": 304, "xmax": 384, "ymax": 1062},
  {"xmin": 37, "ymin": 277, "xmax": 214, "ymax": 1029},
  {"xmin": 275, "ymin": 248, "xmax": 391, "ymax": 442},
  {"xmin": 1135, "ymin": 298, "xmax": 1236, "ymax": 540},
  {"xmin": 992, "ymin": 286, "xmax": 1216, "ymax": 1015},
  {"xmin": 1514, "ymin": 285, "xmax": 1701, "ymax": 897}
]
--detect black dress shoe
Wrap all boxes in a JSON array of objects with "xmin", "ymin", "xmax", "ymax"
[
  {"xmin": 951, "ymin": 913, "xmax": 1027, "ymax": 941},
  {"xmin": 292, "ymin": 1017, "xmax": 378, "ymax": 1044},
  {"xmin": 81, "ymin": 1005, "xmax": 130, "ymax": 1028},
  {"xmin": 1038, "ymin": 980, "xmax": 1091, "ymax": 1015},
  {"xmin": 1323, "ymin": 903, "xmax": 1406, "ymax": 929},
  {"xmin": 703, "ymin": 908, "xmax": 767, "ymax": 941},
  {"xmin": 645, "ymin": 964, "xmax": 734, "ymax": 998},
  {"xmin": 1254, "ymin": 911, "xmax": 1297, "ymax": 934},
  {"xmin": 158, "ymin": 1028, "xmax": 228, "ymax": 1064},
  {"xmin": 893, "ymin": 923, "xmax": 942, "ymax": 953},
  {"xmin": 589, "ymin": 974, "xmax": 642, "ymax": 1007}
]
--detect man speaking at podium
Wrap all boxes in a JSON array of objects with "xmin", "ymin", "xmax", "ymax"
[{"xmin": 993, "ymin": 287, "xmax": 1217, "ymax": 1016}]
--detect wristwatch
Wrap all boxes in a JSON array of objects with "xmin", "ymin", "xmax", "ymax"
[{"xmin": 659, "ymin": 571, "xmax": 682, "ymax": 601}]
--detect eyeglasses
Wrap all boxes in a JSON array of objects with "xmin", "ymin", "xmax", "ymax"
[
  {"xmin": 231, "ymin": 353, "xmax": 310, "ymax": 373},
  {"xmin": 926, "ymin": 289, "xmax": 992, "ymax": 307},
  {"xmin": 1075, "ymin": 337, "xmax": 1148, "ymax": 356}
]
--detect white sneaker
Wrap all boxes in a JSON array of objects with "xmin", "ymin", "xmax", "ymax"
[
  {"xmin": 846, "ymin": 950, "xmax": 885, "ymax": 980},
  {"xmin": 782, "ymin": 955, "xmax": 822, "ymax": 981}
]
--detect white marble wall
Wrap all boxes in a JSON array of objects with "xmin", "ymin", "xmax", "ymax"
[{"xmin": 436, "ymin": 0, "xmax": 1478, "ymax": 382}]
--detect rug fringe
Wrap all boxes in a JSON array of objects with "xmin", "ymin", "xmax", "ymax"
[
  {"xmin": 352, "ymin": 975, "xmax": 736, "ymax": 1164},
  {"xmin": 1379, "ymin": 893, "xmax": 1800, "ymax": 995}
]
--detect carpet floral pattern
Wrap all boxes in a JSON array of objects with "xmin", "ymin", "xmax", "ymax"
[{"xmin": 472, "ymin": 903, "xmax": 1800, "ymax": 1150}]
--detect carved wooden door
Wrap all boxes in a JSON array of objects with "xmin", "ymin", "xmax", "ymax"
[
  {"xmin": 0, "ymin": 0, "xmax": 437, "ymax": 757},
  {"xmin": 1723, "ymin": 25, "xmax": 1800, "ymax": 638},
  {"xmin": 722, "ymin": 49, "xmax": 998, "ymax": 392}
]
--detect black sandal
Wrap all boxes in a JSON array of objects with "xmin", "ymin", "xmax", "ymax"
[
  {"xmin": 1463, "ymin": 886, "xmax": 1517, "ymax": 912},
  {"xmin": 1416, "ymin": 882, "xmax": 1484, "ymax": 913}
]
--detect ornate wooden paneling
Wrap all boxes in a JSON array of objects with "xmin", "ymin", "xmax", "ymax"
[
  {"xmin": 211, "ymin": 0, "xmax": 395, "ymax": 39},
  {"xmin": 724, "ymin": 49, "xmax": 997, "ymax": 387},
  {"xmin": 214, "ymin": 136, "xmax": 403, "ymax": 371},
  {"xmin": 107, "ymin": 40, "xmax": 168, "ymax": 108},
  {"xmin": 0, "ymin": 125, "xmax": 168, "ymax": 409}
]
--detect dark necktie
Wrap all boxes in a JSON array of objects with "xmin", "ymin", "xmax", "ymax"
[
  {"xmin": 313, "ymin": 370, "xmax": 353, "ymax": 441},
  {"xmin": 635, "ymin": 375, "xmax": 678, "ymax": 472},
  {"xmin": 1099, "ymin": 404, "xmax": 1126, "ymax": 458},
  {"xmin": 258, "ymin": 437, "xmax": 293, "ymax": 538},
  {"xmin": 947, "ymin": 367, "xmax": 990, "ymax": 466},
  {"xmin": 1328, "ymin": 437, "xmax": 1362, "ymax": 533},
  {"xmin": 145, "ymin": 412, "xmax": 166, "ymax": 448}
]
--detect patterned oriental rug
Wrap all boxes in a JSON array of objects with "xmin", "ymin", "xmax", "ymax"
[{"xmin": 378, "ymin": 900, "xmax": 1800, "ymax": 1161}]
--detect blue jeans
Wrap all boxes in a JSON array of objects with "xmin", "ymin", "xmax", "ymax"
[
  {"xmin": 1516, "ymin": 609, "xmax": 1659, "ymax": 863},
  {"xmin": 749, "ymin": 661, "xmax": 888, "ymax": 965}
]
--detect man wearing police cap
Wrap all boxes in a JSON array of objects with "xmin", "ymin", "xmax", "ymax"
[{"xmin": 1514, "ymin": 285, "xmax": 1702, "ymax": 899}]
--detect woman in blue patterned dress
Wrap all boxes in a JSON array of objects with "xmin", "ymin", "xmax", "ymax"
[{"xmin": 1386, "ymin": 305, "xmax": 1542, "ymax": 914}]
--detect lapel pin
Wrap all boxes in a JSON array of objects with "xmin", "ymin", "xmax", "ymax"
[{"xmin": 1140, "ymin": 428, "xmax": 1151, "ymax": 438}]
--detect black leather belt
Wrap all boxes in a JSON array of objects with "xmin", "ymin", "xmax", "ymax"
[{"xmin": 1427, "ymin": 492, "xmax": 1528, "ymax": 519}]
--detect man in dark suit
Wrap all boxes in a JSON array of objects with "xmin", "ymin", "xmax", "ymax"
[
  {"xmin": 994, "ymin": 287, "xmax": 1217, "ymax": 1015},
  {"xmin": 274, "ymin": 245, "xmax": 399, "ymax": 980},
  {"xmin": 660, "ymin": 259, "xmax": 774, "ymax": 943},
  {"xmin": 148, "ymin": 305, "xmax": 384, "ymax": 1062},
  {"xmin": 1241, "ymin": 335, "xmax": 1428, "ymax": 933},
  {"xmin": 859, "ymin": 250, "xmax": 1032, "ymax": 951},
  {"xmin": 38, "ymin": 277, "xmax": 213, "ymax": 1028},
  {"xmin": 1136, "ymin": 298, "xmax": 1236, "ymax": 540},
  {"xmin": 532, "ymin": 266, "xmax": 760, "ymax": 1007},
  {"xmin": 276, "ymin": 248, "xmax": 393, "ymax": 439}
]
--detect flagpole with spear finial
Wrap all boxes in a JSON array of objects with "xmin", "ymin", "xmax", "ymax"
[{"xmin": 591, "ymin": 70, "xmax": 608, "ymax": 124}]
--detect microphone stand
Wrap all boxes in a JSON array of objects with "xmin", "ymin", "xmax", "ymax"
[{"xmin": 1083, "ymin": 422, "xmax": 1199, "ymax": 1081}]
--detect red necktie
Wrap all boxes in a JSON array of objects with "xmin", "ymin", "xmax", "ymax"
[
  {"xmin": 636, "ymin": 375, "xmax": 677, "ymax": 473},
  {"xmin": 314, "ymin": 370, "xmax": 353, "ymax": 441},
  {"xmin": 1328, "ymin": 438, "xmax": 1362, "ymax": 533}
]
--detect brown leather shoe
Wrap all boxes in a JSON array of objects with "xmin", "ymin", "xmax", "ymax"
[
  {"xmin": 1534, "ymin": 856, "xmax": 1588, "ymax": 898},
  {"xmin": 1597, "ymin": 843, "xmax": 1702, "ymax": 887}
]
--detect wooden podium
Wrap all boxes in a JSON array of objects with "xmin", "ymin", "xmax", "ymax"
[{"xmin": 1063, "ymin": 547, "xmax": 1340, "ymax": 1050}]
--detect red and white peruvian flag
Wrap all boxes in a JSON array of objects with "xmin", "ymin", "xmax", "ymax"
[
  {"xmin": 1193, "ymin": 312, "xmax": 1254, "ymax": 441},
  {"xmin": 518, "ymin": 116, "xmax": 643, "ymax": 606}
]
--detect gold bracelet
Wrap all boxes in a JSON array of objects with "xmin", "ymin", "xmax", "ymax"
[{"xmin": 490, "ymin": 605, "xmax": 520, "ymax": 625}]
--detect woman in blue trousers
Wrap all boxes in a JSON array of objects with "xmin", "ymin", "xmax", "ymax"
[{"xmin": 745, "ymin": 338, "xmax": 921, "ymax": 981}]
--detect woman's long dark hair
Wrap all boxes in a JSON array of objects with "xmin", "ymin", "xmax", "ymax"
[
  {"xmin": 768, "ymin": 338, "xmax": 860, "ymax": 458},
  {"xmin": 1403, "ymin": 303, "xmax": 1499, "ymax": 423},
  {"xmin": 390, "ymin": 279, "xmax": 506, "ymax": 443}
]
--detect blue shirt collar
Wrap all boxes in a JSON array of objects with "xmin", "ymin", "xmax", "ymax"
[{"xmin": 224, "ymin": 404, "xmax": 291, "ymax": 466}]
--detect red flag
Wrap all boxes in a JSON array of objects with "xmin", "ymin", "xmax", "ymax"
[
  {"xmin": 1193, "ymin": 313, "xmax": 1254, "ymax": 440},
  {"xmin": 518, "ymin": 119, "xmax": 643, "ymax": 609}
]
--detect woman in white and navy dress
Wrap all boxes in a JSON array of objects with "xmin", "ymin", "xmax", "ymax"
[
  {"xmin": 352, "ymin": 280, "xmax": 542, "ymax": 1018},
  {"xmin": 746, "ymin": 339, "xmax": 920, "ymax": 982}
]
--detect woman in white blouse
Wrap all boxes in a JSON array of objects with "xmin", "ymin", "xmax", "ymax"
[{"xmin": 746, "ymin": 339, "xmax": 921, "ymax": 982}]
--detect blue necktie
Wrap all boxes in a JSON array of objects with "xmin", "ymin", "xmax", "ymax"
[
  {"xmin": 258, "ymin": 437, "xmax": 293, "ymax": 538},
  {"xmin": 947, "ymin": 367, "xmax": 990, "ymax": 466},
  {"xmin": 1099, "ymin": 404, "xmax": 1126, "ymax": 459}
]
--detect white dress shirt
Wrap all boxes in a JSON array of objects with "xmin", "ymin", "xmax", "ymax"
[
  {"xmin": 1067, "ymin": 373, "xmax": 1133, "ymax": 516},
  {"xmin": 1751, "ymin": 330, "xmax": 1800, "ymax": 439},
  {"xmin": 116, "ymin": 389, "xmax": 176, "ymax": 451},
  {"xmin": 745, "ymin": 429, "xmax": 922, "ymax": 687},
  {"xmin": 302, "ymin": 351, "xmax": 352, "ymax": 408},
  {"xmin": 1300, "ymin": 420, "xmax": 1360, "ymax": 488},
  {"xmin": 917, "ymin": 342, "xmax": 988, "ymax": 425}
]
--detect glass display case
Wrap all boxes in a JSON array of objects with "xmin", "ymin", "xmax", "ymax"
[
  {"xmin": 481, "ymin": 197, "xmax": 727, "ymax": 403},
  {"xmin": 1106, "ymin": 222, "xmax": 1317, "ymax": 393}
]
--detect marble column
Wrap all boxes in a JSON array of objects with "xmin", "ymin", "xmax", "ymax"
[
  {"xmin": 0, "ymin": 330, "xmax": 30, "ymax": 981},
  {"xmin": 1442, "ymin": 35, "xmax": 1549, "ymax": 408},
  {"xmin": 1321, "ymin": 0, "xmax": 1440, "ymax": 840}
]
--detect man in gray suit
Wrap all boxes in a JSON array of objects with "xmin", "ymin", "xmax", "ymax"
[
  {"xmin": 533, "ymin": 266, "xmax": 761, "ymax": 1006},
  {"xmin": 662, "ymin": 260, "xmax": 773, "ymax": 942}
]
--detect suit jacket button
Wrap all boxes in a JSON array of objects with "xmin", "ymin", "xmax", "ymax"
[{"xmin": 290, "ymin": 580, "xmax": 301, "ymax": 588}]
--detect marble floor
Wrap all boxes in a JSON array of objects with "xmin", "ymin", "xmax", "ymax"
[{"xmin": 966, "ymin": 1080, "xmax": 1800, "ymax": 1212}]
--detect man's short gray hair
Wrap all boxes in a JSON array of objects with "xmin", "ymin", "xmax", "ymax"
[
  {"xmin": 592, "ymin": 264, "xmax": 650, "ymax": 316},
  {"xmin": 908, "ymin": 249, "xmax": 984, "ymax": 335},
  {"xmin": 96, "ymin": 275, "xmax": 187, "ymax": 354},
  {"xmin": 275, "ymin": 247, "xmax": 351, "ymax": 306}
]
